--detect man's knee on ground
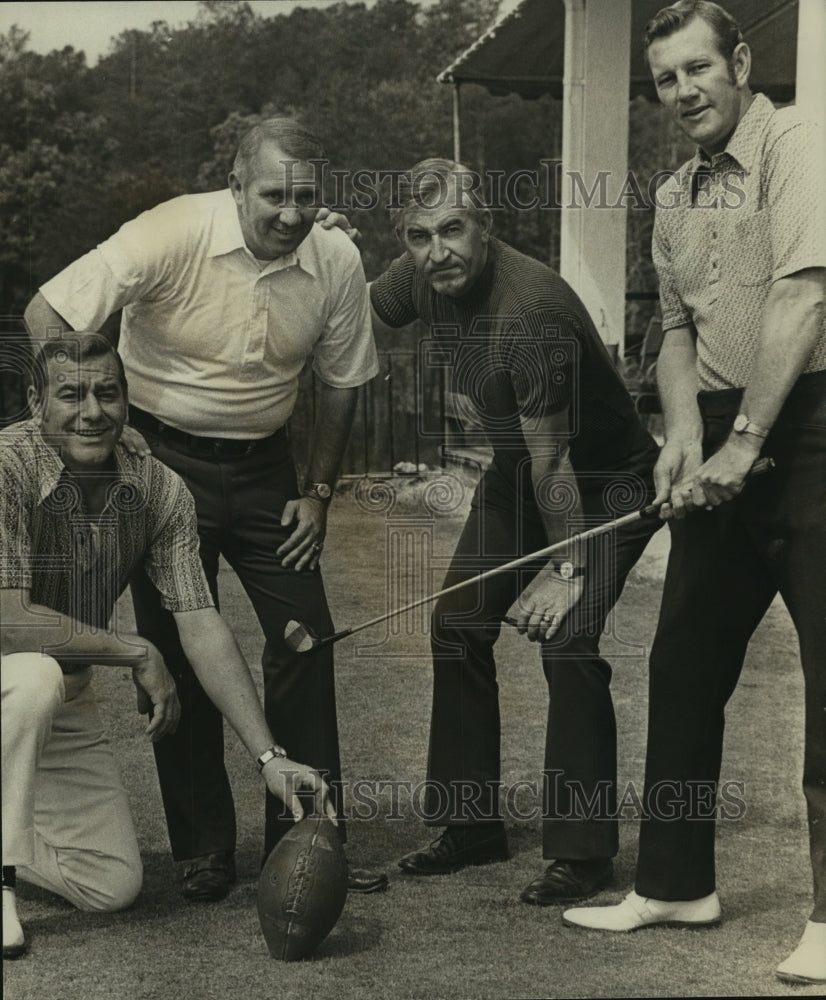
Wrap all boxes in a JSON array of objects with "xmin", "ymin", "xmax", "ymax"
[
  {"xmin": 1, "ymin": 653, "xmax": 65, "ymax": 719},
  {"xmin": 71, "ymin": 853, "xmax": 143, "ymax": 912}
]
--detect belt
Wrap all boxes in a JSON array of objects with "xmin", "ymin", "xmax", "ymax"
[
  {"xmin": 128, "ymin": 405, "xmax": 286, "ymax": 459},
  {"xmin": 698, "ymin": 369, "xmax": 826, "ymax": 419}
]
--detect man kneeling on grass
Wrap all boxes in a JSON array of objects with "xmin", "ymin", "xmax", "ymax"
[{"xmin": 1, "ymin": 333, "xmax": 335, "ymax": 959}]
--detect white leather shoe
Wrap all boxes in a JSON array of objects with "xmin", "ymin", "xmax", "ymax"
[
  {"xmin": 776, "ymin": 921, "xmax": 826, "ymax": 984},
  {"xmin": 563, "ymin": 890, "xmax": 722, "ymax": 932},
  {"xmin": 2, "ymin": 885, "xmax": 27, "ymax": 959}
]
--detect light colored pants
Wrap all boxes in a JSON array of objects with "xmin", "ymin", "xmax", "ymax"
[{"xmin": 1, "ymin": 652, "xmax": 142, "ymax": 912}]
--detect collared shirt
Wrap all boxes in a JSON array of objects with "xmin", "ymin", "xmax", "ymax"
[
  {"xmin": 653, "ymin": 93, "xmax": 826, "ymax": 390},
  {"xmin": 40, "ymin": 191, "xmax": 378, "ymax": 437},
  {"xmin": 0, "ymin": 421, "xmax": 214, "ymax": 627},
  {"xmin": 371, "ymin": 238, "xmax": 658, "ymax": 496}
]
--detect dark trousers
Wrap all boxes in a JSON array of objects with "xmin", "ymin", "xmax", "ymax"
[
  {"xmin": 636, "ymin": 372, "xmax": 826, "ymax": 921},
  {"xmin": 128, "ymin": 423, "xmax": 343, "ymax": 861},
  {"xmin": 425, "ymin": 458, "xmax": 660, "ymax": 860}
]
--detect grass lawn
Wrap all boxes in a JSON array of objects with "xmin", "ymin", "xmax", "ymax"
[{"xmin": 4, "ymin": 474, "xmax": 820, "ymax": 999}]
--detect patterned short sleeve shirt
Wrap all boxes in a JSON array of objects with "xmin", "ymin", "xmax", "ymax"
[
  {"xmin": 0, "ymin": 421, "xmax": 214, "ymax": 627},
  {"xmin": 652, "ymin": 94, "xmax": 826, "ymax": 390}
]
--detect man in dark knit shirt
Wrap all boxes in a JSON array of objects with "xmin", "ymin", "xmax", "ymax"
[{"xmin": 370, "ymin": 158, "xmax": 662, "ymax": 904}]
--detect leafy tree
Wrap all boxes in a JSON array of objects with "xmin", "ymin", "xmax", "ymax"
[
  {"xmin": 0, "ymin": 27, "xmax": 115, "ymax": 312},
  {"xmin": 2, "ymin": 0, "xmax": 679, "ymax": 338}
]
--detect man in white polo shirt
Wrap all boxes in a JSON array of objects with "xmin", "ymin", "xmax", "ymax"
[{"xmin": 23, "ymin": 117, "xmax": 384, "ymax": 900}]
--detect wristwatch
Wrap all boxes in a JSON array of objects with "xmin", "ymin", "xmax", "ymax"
[
  {"xmin": 303, "ymin": 481, "xmax": 332, "ymax": 502},
  {"xmin": 732, "ymin": 414, "xmax": 769, "ymax": 439},
  {"xmin": 256, "ymin": 744, "xmax": 288, "ymax": 773},
  {"xmin": 556, "ymin": 561, "xmax": 585, "ymax": 580}
]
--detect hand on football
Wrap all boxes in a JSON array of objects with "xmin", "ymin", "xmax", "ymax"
[{"xmin": 261, "ymin": 757, "xmax": 338, "ymax": 824}]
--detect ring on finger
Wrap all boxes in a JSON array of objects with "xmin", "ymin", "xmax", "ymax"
[{"xmin": 311, "ymin": 542, "xmax": 321, "ymax": 552}]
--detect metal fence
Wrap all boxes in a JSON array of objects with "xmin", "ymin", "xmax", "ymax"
[{"xmin": 288, "ymin": 350, "xmax": 457, "ymax": 479}]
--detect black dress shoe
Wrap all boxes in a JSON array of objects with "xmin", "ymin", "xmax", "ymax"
[
  {"xmin": 181, "ymin": 850, "xmax": 236, "ymax": 902},
  {"xmin": 398, "ymin": 824, "xmax": 509, "ymax": 876},
  {"xmin": 519, "ymin": 858, "xmax": 613, "ymax": 905},
  {"xmin": 347, "ymin": 868, "xmax": 389, "ymax": 894}
]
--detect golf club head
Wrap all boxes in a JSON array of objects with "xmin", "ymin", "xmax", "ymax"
[{"xmin": 284, "ymin": 619, "xmax": 318, "ymax": 654}]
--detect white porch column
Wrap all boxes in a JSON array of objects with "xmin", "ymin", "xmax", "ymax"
[
  {"xmin": 796, "ymin": 0, "xmax": 826, "ymax": 124},
  {"xmin": 560, "ymin": 0, "xmax": 632, "ymax": 356}
]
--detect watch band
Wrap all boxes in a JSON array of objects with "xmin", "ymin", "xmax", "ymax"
[
  {"xmin": 302, "ymin": 482, "xmax": 332, "ymax": 502},
  {"xmin": 556, "ymin": 561, "xmax": 585, "ymax": 580},
  {"xmin": 732, "ymin": 413, "xmax": 769, "ymax": 439},
  {"xmin": 256, "ymin": 745, "xmax": 288, "ymax": 773}
]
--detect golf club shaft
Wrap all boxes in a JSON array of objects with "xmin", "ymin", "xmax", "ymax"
[{"xmin": 322, "ymin": 456, "xmax": 774, "ymax": 648}]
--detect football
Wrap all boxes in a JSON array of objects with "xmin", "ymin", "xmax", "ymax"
[{"xmin": 257, "ymin": 814, "xmax": 348, "ymax": 961}]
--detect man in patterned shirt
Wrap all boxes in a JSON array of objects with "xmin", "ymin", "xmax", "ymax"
[
  {"xmin": 563, "ymin": 2, "xmax": 826, "ymax": 984},
  {"xmin": 370, "ymin": 158, "xmax": 663, "ymax": 904},
  {"xmin": 1, "ymin": 334, "xmax": 334, "ymax": 959}
]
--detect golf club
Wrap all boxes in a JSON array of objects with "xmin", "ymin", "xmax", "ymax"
[{"xmin": 284, "ymin": 456, "xmax": 775, "ymax": 654}]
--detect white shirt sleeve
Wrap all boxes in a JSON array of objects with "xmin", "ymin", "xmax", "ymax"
[
  {"xmin": 311, "ymin": 243, "xmax": 379, "ymax": 388},
  {"xmin": 39, "ymin": 198, "xmax": 190, "ymax": 331}
]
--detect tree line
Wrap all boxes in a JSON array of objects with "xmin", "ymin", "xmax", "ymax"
[{"xmin": 0, "ymin": 0, "xmax": 695, "ymax": 436}]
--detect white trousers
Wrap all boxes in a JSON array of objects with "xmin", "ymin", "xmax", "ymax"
[{"xmin": 1, "ymin": 652, "xmax": 142, "ymax": 912}]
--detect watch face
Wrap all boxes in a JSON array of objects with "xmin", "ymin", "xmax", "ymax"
[
  {"xmin": 315, "ymin": 483, "xmax": 332, "ymax": 498},
  {"xmin": 733, "ymin": 414, "xmax": 748, "ymax": 433}
]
